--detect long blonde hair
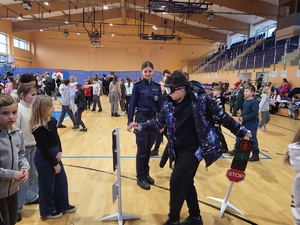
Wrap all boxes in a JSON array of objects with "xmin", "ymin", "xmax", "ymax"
[
  {"xmin": 30, "ymin": 95, "xmax": 53, "ymax": 132},
  {"xmin": 283, "ymin": 125, "xmax": 300, "ymax": 165}
]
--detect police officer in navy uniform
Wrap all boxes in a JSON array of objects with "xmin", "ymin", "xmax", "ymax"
[{"xmin": 127, "ymin": 61, "xmax": 163, "ymax": 190}]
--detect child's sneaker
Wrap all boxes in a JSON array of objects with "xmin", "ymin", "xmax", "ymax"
[
  {"xmin": 228, "ymin": 149, "xmax": 237, "ymax": 156},
  {"xmin": 163, "ymin": 219, "xmax": 179, "ymax": 225},
  {"xmin": 79, "ymin": 128, "xmax": 87, "ymax": 132},
  {"xmin": 44, "ymin": 210, "xmax": 62, "ymax": 219},
  {"xmin": 181, "ymin": 216, "xmax": 203, "ymax": 225},
  {"xmin": 63, "ymin": 205, "xmax": 76, "ymax": 213}
]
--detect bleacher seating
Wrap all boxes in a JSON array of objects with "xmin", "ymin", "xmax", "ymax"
[{"xmin": 196, "ymin": 34, "xmax": 300, "ymax": 74}]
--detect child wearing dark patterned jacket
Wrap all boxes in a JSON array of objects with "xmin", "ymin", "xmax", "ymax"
[{"xmin": 128, "ymin": 71, "xmax": 251, "ymax": 225}]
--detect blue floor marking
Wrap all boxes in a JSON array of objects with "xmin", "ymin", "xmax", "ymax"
[{"xmin": 52, "ymin": 111, "xmax": 68, "ymax": 122}]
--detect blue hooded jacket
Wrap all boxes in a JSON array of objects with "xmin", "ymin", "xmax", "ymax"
[{"xmin": 139, "ymin": 81, "xmax": 248, "ymax": 168}]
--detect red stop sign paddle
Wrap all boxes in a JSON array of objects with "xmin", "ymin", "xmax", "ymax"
[{"xmin": 226, "ymin": 168, "xmax": 246, "ymax": 183}]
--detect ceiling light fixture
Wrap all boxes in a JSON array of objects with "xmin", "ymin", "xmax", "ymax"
[
  {"xmin": 22, "ymin": 0, "xmax": 32, "ymax": 10},
  {"xmin": 65, "ymin": 20, "xmax": 69, "ymax": 24},
  {"xmin": 40, "ymin": 29, "xmax": 44, "ymax": 32},
  {"xmin": 103, "ymin": 4, "xmax": 108, "ymax": 10},
  {"xmin": 63, "ymin": 30, "xmax": 69, "ymax": 37},
  {"xmin": 149, "ymin": 0, "xmax": 212, "ymax": 14},
  {"xmin": 44, "ymin": 1, "xmax": 49, "ymax": 6},
  {"xmin": 207, "ymin": 12, "xmax": 215, "ymax": 21}
]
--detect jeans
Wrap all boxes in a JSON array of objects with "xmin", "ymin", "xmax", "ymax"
[
  {"xmin": 58, "ymin": 105, "xmax": 77, "ymax": 126},
  {"xmin": 110, "ymin": 92, "xmax": 119, "ymax": 114},
  {"xmin": 18, "ymin": 146, "xmax": 39, "ymax": 211},
  {"xmin": 75, "ymin": 108, "xmax": 86, "ymax": 128},
  {"xmin": 92, "ymin": 95, "xmax": 102, "ymax": 110},
  {"xmin": 34, "ymin": 146, "xmax": 71, "ymax": 217},
  {"xmin": 232, "ymin": 96, "xmax": 244, "ymax": 115},
  {"xmin": 169, "ymin": 152, "xmax": 200, "ymax": 222}
]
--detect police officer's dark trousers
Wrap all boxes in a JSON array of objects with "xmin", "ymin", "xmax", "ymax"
[
  {"xmin": 169, "ymin": 151, "xmax": 201, "ymax": 222},
  {"xmin": 135, "ymin": 112, "xmax": 156, "ymax": 180}
]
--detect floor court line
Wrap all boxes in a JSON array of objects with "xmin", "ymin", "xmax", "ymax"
[{"xmin": 64, "ymin": 163, "xmax": 258, "ymax": 225}]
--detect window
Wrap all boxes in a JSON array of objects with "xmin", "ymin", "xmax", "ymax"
[
  {"xmin": 13, "ymin": 38, "xmax": 29, "ymax": 51},
  {"xmin": 0, "ymin": 33, "xmax": 8, "ymax": 54}
]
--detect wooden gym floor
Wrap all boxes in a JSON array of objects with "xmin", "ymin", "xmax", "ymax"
[{"xmin": 18, "ymin": 95, "xmax": 299, "ymax": 225}]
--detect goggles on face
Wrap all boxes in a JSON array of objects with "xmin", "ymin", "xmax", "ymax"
[{"xmin": 165, "ymin": 85, "xmax": 186, "ymax": 95}]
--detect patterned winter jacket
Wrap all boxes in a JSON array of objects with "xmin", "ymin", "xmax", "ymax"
[{"xmin": 139, "ymin": 81, "xmax": 248, "ymax": 168}]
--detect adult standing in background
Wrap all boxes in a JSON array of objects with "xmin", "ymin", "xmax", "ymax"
[
  {"xmin": 127, "ymin": 61, "xmax": 163, "ymax": 190},
  {"xmin": 124, "ymin": 77, "xmax": 134, "ymax": 114},
  {"xmin": 44, "ymin": 72, "xmax": 53, "ymax": 97},
  {"xmin": 109, "ymin": 75, "xmax": 121, "ymax": 117},
  {"xmin": 69, "ymin": 76, "xmax": 78, "ymax": 116},
  {"xmin": 119, "ymin": 78, "xmax": 126, "ymax": 116}
]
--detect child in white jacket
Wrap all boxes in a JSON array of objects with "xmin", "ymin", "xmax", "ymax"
[{"xmin": 284, "ymin": 127, "xmax": 300, "ymax": 225}]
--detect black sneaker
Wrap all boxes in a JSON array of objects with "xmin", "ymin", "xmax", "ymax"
[
  {"xmin": 17, "ymin": 212, "xmax": 22, "ymax": 222},
  {"xmin": 150, "ymin": 149, "xmax": 158, "ymax": 156},
  {"xmin": 181, "ymin": 216, "xmax": 203, "ymax": 225},
  {"xmin": 91, "ymin": 109, "xmax": 96, "ymax": 111},
  {"xmin": 98, "ymin": 109, "xmax": 102, "ymax": 112},
  {"xmin": 221, "ymin": 148, "xmax": 229, "ymax": 153},
  {"xmin": 146, "ymin": 175, "xmax": 155, "ymax": 185},
  {"xmin": 63, "ymin": 205, "xmax": 76, "ymax": 213},
  {"xmin": 228, "ymin": 149, "xmax": 237, "ymax": 156},
  {"xmin": 79, "ymin": 128, "xmax": 87, "ymax": 132},
  {"xmin": 248, "ymin": 154, "xmax": 259, "ymax": 162},
  {"xmin": 44, "ymin": 210, "xmax": 62, "ymax": 219},
  {"xmin": 57, "ymin": 124, "xmax": 66, "ymax": 128},
  {"xmin": 72, "ymin": 125, "xmax": 79, "ymax": 129},
  {"xmin": 137, "ymin": 179, "xmax": 150, "ymax": 190},
  {"xmin": 163, "ymin": 219, "xmax": 179, "ymax": 225}
]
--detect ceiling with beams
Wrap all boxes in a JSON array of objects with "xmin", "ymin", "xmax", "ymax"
[{"xmin": 0, "ymin": 0, "xmax": 279, "ymax": 44}]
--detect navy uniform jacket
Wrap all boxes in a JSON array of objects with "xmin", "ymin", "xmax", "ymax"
[{"xmin": 127, "ymin": 78, "xmax": 163, "ymax": 125}]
